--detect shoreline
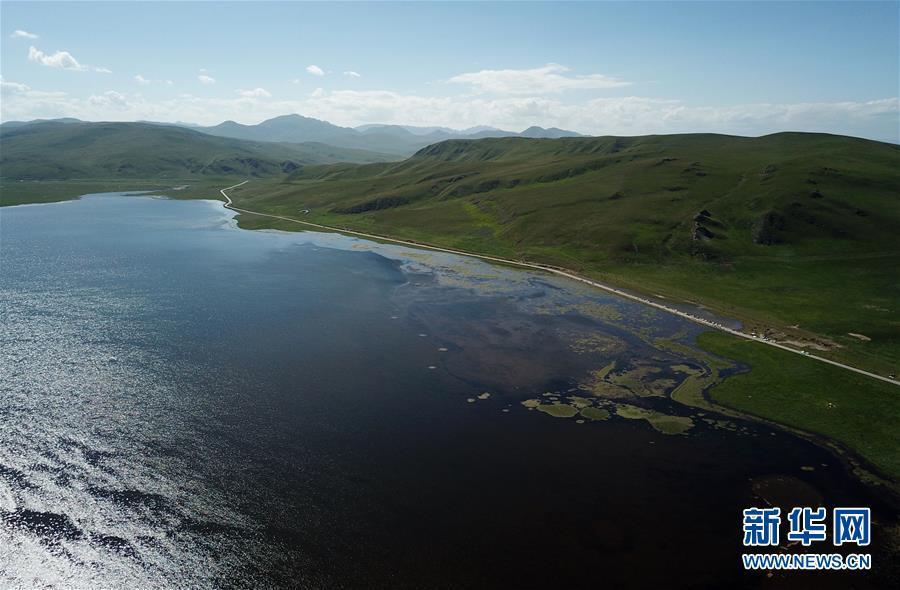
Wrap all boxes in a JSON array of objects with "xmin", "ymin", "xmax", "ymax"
[{"xmin": 218, "ymin": 181, "xmax": 899, "ymax": 388}]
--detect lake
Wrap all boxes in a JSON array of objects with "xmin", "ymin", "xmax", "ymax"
[{"xmin": 0, "ymin": 193, "xmax": 893, "ymax": 588}]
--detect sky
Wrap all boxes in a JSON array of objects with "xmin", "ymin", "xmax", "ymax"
[{"xmin": 1, "ymin": 1, "xmax": 898, "ymax": 141}]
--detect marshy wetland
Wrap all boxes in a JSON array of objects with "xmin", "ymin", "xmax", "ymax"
[{"xmin": 1, "ymin": 193, "xmax": 896, "ymax": 588}]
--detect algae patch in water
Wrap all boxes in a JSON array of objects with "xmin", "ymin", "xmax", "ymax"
[{"xmin": 614, "ymin": 403, "xmax": 694, "ymax": 435}]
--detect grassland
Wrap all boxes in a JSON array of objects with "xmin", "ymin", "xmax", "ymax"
[{"xmin": 698, "ymin": 331, "xmax": 900, "ymax": 481}]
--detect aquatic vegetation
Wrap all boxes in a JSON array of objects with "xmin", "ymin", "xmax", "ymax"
[
  {"xmin": 652, "ymin": 336, "xmax": 704, "ymax": 359},
  {"xmin": 581, "ymin": 362, "xmax": 632, "ymax": 399},
  {"xmin": 702, "ymin": 418, "xmax": 740, "ymax": 432},
  {"xmin": 536, "ymin": 404, "xmax": 579, "ymax": 418},
  {"xmin": 608, "ymin": 364, "xmax": 669, "ymax": 398},
  {"xmin": 615, "ymin": 404, "xmax": 653, "ymax": 420},
  {"xmin": 647, "ymin": 414, "xmax": 694, "ymax": 435},
  {"xmin": 548, "ymin": 301, "xmax": 623, "ymax": 322},
  {"xmin": 614, "ymin": 404, "xmax": 694, "ymax": 435},
  {"xmin": 594, "ymin": 361, "xmax": 617, "ymax": 380},
  {"xmin": 580, "ymin": 407, "xmax": 611, "ymax": 421},
  {"xmin": 567, "ymin": 333, "xmax": 626, "ymax": 354},
  {"xmin": 584, "ymin": 378, "xmax": 631, "ymax": 399},
  {"xmin": 568, "ymin": 396, "xmax": 593, "ymax": 409},
  {"xmin": 582, "ymin": 360, "xmax": 679, "ymax": 400}
]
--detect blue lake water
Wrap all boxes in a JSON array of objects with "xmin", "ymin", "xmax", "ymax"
[{"xmin": 0, "ymin": 194, "xmax": 893, "ymax": 588}]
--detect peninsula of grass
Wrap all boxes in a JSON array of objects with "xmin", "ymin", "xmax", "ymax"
[{"xmin": 698, "ymin": 331, "xmax": 900, "ymax": 482}]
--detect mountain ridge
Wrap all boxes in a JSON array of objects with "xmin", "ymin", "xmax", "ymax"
[
  {"xmin": 0, "ymin": 120, "xmax": 394, "ymax": 181},
  {"xmin": 187, "ymin": 114, "xmax": 583, "ymax": 155},
  {"xmin": 0, "ymin": 114, "xmax": 585, "ymax": 156}
]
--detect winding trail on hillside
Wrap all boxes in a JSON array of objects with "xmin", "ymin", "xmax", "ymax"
[{"xmin": 219, "ymin": 181, "xmax": 898, "ymax": 388}]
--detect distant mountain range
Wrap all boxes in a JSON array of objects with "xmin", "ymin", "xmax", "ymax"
[
  {"xmin": 187, "ymin": 115, "xmax": 583, "ymax": 155},
  {"xmin": 0, "ymin": 115, "xmax": 583, "ymax": 157},
  {"xmin": 0, "ymin": 117, "xmax": 83, "ymax": 129}
]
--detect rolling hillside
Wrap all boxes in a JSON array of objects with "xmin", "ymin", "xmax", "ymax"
[
  {"xmin": 228, "ymin": 133, "xmax": 900, "ymax": 373},
  {"xmin": 0, "ymin": 120, "xmax": 393, "ymax": 181}
]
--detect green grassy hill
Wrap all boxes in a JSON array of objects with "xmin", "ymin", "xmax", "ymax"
[
  {"xmin": 0, "ymin": 121, "xmax": 393, "ymax": 182},
  {"xmin": 228, "ymin": 133, "xmax": 900, "ymax": 374}
]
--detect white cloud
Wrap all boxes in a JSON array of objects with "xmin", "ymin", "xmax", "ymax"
[
  {"xmin": 449, "ymin": 63, "xmax": 631, "ymax": 95},
  {"xmin": 0, "ymin": 78, "xmax": 66, "ymax": 101},
  {"xmin": 27, "ymin": 45, "xmax": 110, "ymax": 73},
  {"xmin": 134, "ymin": 74, "xmax": 171, "ymax": 86},
  {"xmin": 286, "ymin": 91, "xmax": 900, "ymax": 143},
  {"xmin": 1, "ymin": 78, "xmax": 895, "ymax": 144},
  {"xmin": 88, "ymin": 90, "xmax": 128, "ymax": 109},
  {"xmin": 306, "ymin": 64, "xmax": 324, "ymax": 77},
  {"xmin": 1, "ymin": 79, "xmax": 31, "ymax": 95},
  {"xmin": 343, "ymin": 71, "xmax": 361, "ymax": 78},
  {"xmin": 28, "ymin": 45, "xmax": 86, "ymax": 71},
  {"xmin": 11, "ymin": 30, "xmax": 38, "ymax": 40},
  {"xmin": 198, "ymin": 74, "xmax": 216, "ymax": 85},
  {"xmin": 237, "ymin": 87, "xmax": 271, "ymax": 98}
]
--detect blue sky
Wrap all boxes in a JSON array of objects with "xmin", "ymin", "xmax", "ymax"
[{"xmin": 2, "ymin": 1, "xmax": 898, "ymax": 141}]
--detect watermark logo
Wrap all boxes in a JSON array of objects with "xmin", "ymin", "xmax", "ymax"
[
  {"xmin": 741, "ymin": 506, "xmax": 872, "ymax": 570},
  {"xmin": 833, "ymin": 508, "xmax": 870, "ymax": 546},
  {"xmin": 742, "ymin": 507, "xmax": 781, "ymax": 547},
  {"xmin": 787, "ymin": 507, "xmax": 827, "ymax": 546}
]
